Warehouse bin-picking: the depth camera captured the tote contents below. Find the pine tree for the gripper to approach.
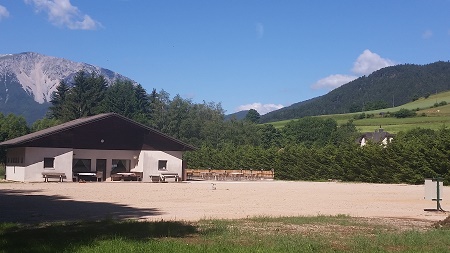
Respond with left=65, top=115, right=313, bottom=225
left=63, top=70, right=108, bottom=121
left=102, top=80, right=137, bottom=117
left=48, top=80, right=70, bottom=119
left=132, top=84, right=151, bottom=124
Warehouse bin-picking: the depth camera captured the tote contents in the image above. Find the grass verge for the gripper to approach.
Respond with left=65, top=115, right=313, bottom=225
left=1, top=215, right=449, bottom=252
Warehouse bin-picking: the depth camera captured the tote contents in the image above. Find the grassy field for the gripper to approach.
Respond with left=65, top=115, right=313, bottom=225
left=269, top=91, right=450, bottom=134
left=1, top=215, right=449, bottom=252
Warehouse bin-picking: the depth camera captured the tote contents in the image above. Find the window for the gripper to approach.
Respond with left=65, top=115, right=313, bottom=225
left=158, top=160, right=167, bottom=170
left=44, top=158, right=55, bottom=168
left=111, top=159, right=130, bottom=174
left=7, top=156, right=24, bottom=165
left=72, top=159, right=91, bottom=173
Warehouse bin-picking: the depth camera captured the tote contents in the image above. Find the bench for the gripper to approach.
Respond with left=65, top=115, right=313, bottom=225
left=150, top=173, right=180, bottom=182
left=42, top=172, right=66, bottom=182
left=161, top=172, right=180, bottom=182
left=149, top=175, right=164, bottom=183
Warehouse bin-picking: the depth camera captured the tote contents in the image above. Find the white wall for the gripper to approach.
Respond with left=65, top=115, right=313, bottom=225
left=5, top=147, right=26, bottom=181
left=24, top=147, right=73, bottom=182
left=6, top=147, right=73, bottom=182
left=5, top=147, right=185, bottom=182
left=6, top=166, right=26, bottom=182
left=141, top=150, right=183, bottom=182
left=73, top=149, right=142, bottom=178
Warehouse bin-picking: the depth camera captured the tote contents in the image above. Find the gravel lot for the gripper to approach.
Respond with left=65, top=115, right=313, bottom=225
left=0, top=180, right=448, bottom=224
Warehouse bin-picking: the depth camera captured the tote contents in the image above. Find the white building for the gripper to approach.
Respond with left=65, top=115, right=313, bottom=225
left=0, top=113, right=195, bottom=182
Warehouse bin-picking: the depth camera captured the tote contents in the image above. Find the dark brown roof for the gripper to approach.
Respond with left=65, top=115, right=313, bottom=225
left=357, top=128, right=395, bottom=143
left=0, top=113, right=196, bottom=151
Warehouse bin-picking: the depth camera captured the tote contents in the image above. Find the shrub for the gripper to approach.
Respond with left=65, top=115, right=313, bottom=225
left=393, top=108, right=416, bottom=118
left=433, top=101, right=448, bottom=108
left=353, top=113, right=366, bottom=120
left=0, top=164, right=4, bottom=178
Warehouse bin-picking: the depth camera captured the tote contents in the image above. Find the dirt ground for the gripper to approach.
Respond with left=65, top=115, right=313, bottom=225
left=0, top=180, right=448, bottom=228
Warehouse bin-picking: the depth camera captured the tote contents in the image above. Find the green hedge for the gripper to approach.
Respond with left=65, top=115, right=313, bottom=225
left=185, top=128, right=450, bottom=185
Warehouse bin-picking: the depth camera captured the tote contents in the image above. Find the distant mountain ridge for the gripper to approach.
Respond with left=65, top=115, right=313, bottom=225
left=224, top=110, right=249, bottom=121
left=261, top=61, right=450, bottom=123
left=2, top=53, right=450, bottom=125
left=0, top=52, right=134, bottom=123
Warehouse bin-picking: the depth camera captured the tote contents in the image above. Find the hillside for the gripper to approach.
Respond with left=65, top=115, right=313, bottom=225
left=0, top=52, right=134, bottom=123
left=261, top=61, right=450, bottom=123
left=269, top=90, right=450, bottom=134
left=224, top=110, right=249, bottom=121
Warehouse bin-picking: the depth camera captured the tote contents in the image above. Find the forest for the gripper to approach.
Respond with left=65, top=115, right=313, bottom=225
left=261, top=61, right=450, bottom=123
left=1, top=70, right=449, bottom=184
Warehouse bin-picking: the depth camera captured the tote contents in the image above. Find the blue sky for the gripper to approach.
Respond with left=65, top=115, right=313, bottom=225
left=1, top=1, right=450, bottom=115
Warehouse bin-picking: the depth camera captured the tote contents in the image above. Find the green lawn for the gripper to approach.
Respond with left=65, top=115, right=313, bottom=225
left=269, top=91, right=450, bottom=134
left=1, top=216, right=450, bottom=252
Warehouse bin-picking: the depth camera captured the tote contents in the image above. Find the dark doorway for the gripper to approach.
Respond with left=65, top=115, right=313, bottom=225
left=96, top=159, right=107, bottom=181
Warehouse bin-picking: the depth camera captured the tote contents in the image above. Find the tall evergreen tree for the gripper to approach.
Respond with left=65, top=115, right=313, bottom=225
left=62, top=70, right=108, bottom=121
left=149, top=89, right=170, bottom=131
left=102, top=80, right=137, bottom=118
left=48, top=80, right=70, bottom=119
left=132, top=84, right=151, bottom=124
left=87, top=73, right=108, bottom=115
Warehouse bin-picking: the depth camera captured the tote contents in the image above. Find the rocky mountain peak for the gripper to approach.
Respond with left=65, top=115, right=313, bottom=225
left=0, top=52, right=133, bottom=104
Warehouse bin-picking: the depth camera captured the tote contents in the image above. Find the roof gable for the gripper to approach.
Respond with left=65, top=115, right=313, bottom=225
left=0, top=113, right=196, bottom=151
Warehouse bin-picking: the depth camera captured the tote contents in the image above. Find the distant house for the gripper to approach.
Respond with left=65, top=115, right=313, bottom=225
left=358, top=128, right=394, bottom=147
left=0, top=113, right=195, bottom=182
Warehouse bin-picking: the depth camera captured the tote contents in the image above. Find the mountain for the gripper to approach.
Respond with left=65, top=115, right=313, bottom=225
left=224, top=110, right=249, bottom=121
left=261, top=61, right=450, bottom=123
left=0, top=52, right=133, bottom=123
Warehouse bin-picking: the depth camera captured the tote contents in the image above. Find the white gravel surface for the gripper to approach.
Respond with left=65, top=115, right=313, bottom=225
left=0, top=180, right=448, bottom=223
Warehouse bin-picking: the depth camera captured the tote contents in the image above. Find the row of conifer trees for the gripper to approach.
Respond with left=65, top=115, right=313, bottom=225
left=185, top=127, right=450, bottom=185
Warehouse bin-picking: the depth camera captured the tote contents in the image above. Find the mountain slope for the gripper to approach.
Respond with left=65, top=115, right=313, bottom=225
left=225, top=110, right=249, bottom=121
left=261, top=61, right=450, bottom=123
left=0, top=52, right=133, bottom=123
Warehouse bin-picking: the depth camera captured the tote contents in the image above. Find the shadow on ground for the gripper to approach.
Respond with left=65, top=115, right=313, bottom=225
left=0, top=219, right=198, bottom=253
left=0, top=189, right=199, bottom=252
left=0, top=189, right=163, bottom=223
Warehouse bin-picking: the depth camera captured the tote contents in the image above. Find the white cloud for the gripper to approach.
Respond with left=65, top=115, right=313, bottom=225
left=312, top=49, right=395, bottom=91
left=0, top=5, right=10, bottom=21
left=311, top=74, right=357, bottom=90
left=422, top=29, right=433, bottom=39
left=24, top=0, right=101, bottom=30
left=351, top=49, right=394, bottom=75
left=256, top=22, right=264, bottom=38
left=236, top=103, right=284, bottom=115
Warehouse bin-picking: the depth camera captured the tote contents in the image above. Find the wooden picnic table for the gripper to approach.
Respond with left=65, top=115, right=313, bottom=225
left=75, top=172, right=97, bottom=182
left=230, top=172, right=244, bottom=180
